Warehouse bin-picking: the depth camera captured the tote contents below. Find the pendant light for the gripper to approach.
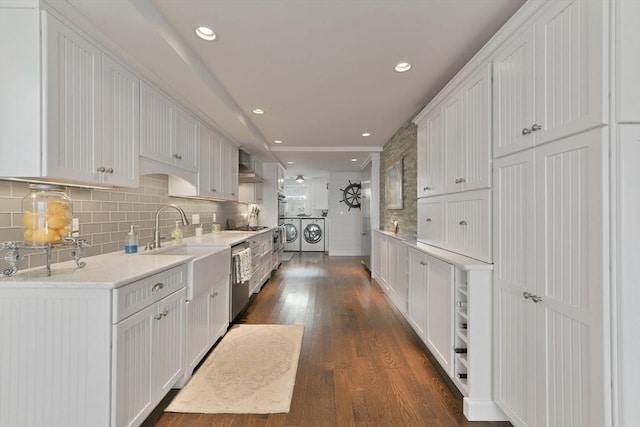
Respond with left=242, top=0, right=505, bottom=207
left=295, top=175, right=305, bottom=183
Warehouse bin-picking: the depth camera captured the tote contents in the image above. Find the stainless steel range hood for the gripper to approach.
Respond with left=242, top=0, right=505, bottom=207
left=238, top=149, right=264, bottom=183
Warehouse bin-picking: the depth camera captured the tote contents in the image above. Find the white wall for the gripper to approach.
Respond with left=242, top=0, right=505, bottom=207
left=328, top=172, right=362, bottom=256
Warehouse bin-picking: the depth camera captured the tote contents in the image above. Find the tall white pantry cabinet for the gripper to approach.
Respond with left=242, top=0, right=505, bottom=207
left=410, top=0, right=639, bottom=426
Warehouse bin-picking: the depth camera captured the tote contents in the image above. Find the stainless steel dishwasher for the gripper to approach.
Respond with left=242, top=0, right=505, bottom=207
left=230, top=240, right=251, bottom=321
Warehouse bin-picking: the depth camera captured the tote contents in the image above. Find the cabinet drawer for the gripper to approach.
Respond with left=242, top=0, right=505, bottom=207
left=444, top=190, right=492, bottom=263
left=418, top=198, right=444, bottom=247
left=113, top=264, right=187, bottom=323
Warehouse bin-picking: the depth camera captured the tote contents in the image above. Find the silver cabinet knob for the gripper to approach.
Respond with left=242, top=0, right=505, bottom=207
left=154, top=309, right=168, bottom=320
left=419, top=261, right=427, bottom=266
left=211, top=189, right=217, bottom=192
left=97, top=166, right=106, bottom=172
left=531, top=295, right=543, bottom=303
left=172, top=153, right=183, bottom=160
left=459, top=220, right=468, bottom=226
left=106, top=167, right=114, bottom=174
left=152, top=282, right=164, bottom=292
left=423, top=186, right=431, bottom=191
left=531, top=123, right=542, bottom=132
left=425, top=218, right=432, bottom=222
left=523, top=291, right=533, bottom=299
left=522, top=128, right=532, bottom=135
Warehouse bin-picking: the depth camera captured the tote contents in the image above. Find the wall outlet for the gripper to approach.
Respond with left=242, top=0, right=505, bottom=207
left=192, top=214, right=200, bottom=225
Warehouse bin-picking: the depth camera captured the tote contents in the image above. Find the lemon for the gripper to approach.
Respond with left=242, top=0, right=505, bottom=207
left=46, top=213, right=69, bottom=229
left=30, top=228, right=61, bottom=244
left=22, top=211, right=40, bottom=229
left=47, top=201, right=69, bottom=215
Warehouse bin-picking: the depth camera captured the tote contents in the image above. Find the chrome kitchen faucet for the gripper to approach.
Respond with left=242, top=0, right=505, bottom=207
left=153, top=204, right=189, bottom=249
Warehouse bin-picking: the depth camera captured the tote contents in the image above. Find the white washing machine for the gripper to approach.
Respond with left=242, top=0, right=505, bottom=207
left=283, top=218, right=301, bottom=251
left=301, top=218, right=325, bottom=252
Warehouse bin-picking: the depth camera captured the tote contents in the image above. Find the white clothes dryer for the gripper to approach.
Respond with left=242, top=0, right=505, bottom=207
left=301, top=218, right=325, bottom=252
left=283, top=218, right=301, bottom=251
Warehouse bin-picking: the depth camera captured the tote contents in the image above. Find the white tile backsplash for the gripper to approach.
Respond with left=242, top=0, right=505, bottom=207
left=0, top=175, right=249, bottom=271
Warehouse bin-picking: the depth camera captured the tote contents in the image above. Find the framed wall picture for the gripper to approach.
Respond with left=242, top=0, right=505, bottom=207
left=385, top=158, right=403, bottom=209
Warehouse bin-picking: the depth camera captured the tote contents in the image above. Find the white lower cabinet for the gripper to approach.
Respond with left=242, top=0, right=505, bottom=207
left=0, top=263, right=188, bottom=427
left=380, top=230, right=502, bottom=421
left=493, top=128, right=608, bottom=427
left=112, top=287, right=186, bottom=427
left=372, top=231, right=389, bottom=286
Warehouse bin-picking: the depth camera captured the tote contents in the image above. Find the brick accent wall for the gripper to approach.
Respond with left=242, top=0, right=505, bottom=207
left=0, top=175, right=248, bottom=271
left=380, top=118, right=418, bottom=239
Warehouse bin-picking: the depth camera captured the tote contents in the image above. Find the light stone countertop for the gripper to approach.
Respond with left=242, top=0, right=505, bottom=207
left=0, top=229, right=275, bottom=289
left=375, top=229, right=493, bottom=271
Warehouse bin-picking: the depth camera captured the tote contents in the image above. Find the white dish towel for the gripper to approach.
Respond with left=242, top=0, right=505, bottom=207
left=233, top=247, right=252, bottom=284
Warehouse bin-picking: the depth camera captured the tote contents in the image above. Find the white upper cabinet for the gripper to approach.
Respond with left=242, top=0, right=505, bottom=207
left=417, top=63, right=491, bottom=198
left=140, top=81, right=176, bottom=165
left=0, top=10, right=140, bottom=187
left=44, top=12, right=102, bottom=184
left=416, top=106, right=444, bottom=197
left=616, top=0, right=640, bottom=123
left=101, top=54, right=139, bottom=187
left=174, top=106, right=199, bottom=171
left=493, top=0, right=608, bottom=158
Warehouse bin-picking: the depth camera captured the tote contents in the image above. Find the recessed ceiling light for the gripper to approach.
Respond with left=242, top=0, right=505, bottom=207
left=274, top=140, right=283, bottom=144
left=195, top=26, right=217, bottom=41
left=287, top=161, right=294, bottom=165
left=252, top=108, right=264, bottom=115
left=395, top=62, right=412, bottom=72
left=351, top=158, right=358, bottom=162
left=361, top=132, right=371, bottom=137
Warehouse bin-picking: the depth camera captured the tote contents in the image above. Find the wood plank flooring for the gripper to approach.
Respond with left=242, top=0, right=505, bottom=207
left=147, top=253, right=511, bottom=427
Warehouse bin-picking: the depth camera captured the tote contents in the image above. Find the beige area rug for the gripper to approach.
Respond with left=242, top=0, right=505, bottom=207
left=166, top=324, right=304, bottom=414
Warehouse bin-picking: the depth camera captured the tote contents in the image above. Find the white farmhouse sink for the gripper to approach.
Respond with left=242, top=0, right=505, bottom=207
left=143, top=244, right=230, bottom=300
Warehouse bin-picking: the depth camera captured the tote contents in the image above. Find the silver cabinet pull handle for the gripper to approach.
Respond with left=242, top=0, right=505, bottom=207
left=211, top=292, right=218, bottom=298
left=106, top=167, right=114, bottom=174
left=154, top=310, right=168, bottom=320
left=531, top=295, right=543, bottom=303
left=97, top=166, right=106, bottom=172
left=426, top=218, right=432, bottom=222
left=419, top=261, right=427, bottom=266
left=523, top=291, right=533, bottom=299
left=152, top=282, right=164, bottom=292
left=211, top=189, right=217, bottom=192
left=459, top=220, right=467, bottom=226
left=458, top=178, right=465, bottom=183
left=423, top=186, right=431, bottom=191
left=531, top=123, right=542, bottom=132
left=522, top=128, right=532, bottom=135
left=172, top=153, right=183, bottom=160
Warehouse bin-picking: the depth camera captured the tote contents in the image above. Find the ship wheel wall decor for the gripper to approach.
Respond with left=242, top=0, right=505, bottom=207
left=339, top=181, right=361, bottom=211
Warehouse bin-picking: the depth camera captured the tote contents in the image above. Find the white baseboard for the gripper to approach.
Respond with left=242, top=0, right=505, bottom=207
left=463, top=398, right=509, bottom=421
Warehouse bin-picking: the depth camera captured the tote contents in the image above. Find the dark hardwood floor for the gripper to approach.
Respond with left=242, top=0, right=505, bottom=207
left=148, top=253, right=511, bottom=427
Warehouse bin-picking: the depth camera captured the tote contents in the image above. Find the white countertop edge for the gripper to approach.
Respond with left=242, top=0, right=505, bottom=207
left=0, top=229, right=275, bottom=288
left=374, top=230, right=493, bottom=271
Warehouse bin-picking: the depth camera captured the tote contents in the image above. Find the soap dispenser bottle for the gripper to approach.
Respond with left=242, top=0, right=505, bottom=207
left=171, top=221, right=183, bottom=244
left=125, top=225, right=138, bottom=253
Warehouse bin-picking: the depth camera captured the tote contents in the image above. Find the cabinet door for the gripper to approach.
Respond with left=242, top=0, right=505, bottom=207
left=493, top=150, right=537, bottom=427
left=373, top=232, right=388, bottom=285
left=154, top=288, right=186, bottom=399
left=44, top=12, right=102, bottom=183
left=102, top=54, right=139, bottom=187
left=534, top=128, right=606, bottom=427
left=220, top=140, right=238, bottom=200
left=112, top=304, right=155, bottom=427
left=534, top=0, right=607, bottom=145
left=209, top=130, right=224, bottom=197
left=185, top=295, right=210, bottom=373
left=140, top=81, right=174, bottom=164
left=198, top=124, right=214, bottom=197
left=388, top=239, right=408, bottom=314
left=174, top=106, right=199, bottom=171
left=461, top=64, right=492, bottom=191
left=417, top=107, right=444, bottom=197
left=444, top=189, right=492, bottom=263
left=312, top=177, right=328, bottom=210
left=417, top=197, right=443, bottom=247
left=444, top=91, right=465, bottom=194
left=492, top=25, right=535, bottom=158
left=408, top=248, right=428, bottom=340
left=210, top=275, right=230, bottom=342
left=425, top=255, right=454, bottom=377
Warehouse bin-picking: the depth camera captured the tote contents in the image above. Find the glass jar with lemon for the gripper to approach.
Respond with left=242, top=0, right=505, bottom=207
left=21, top=184, right=72, bottom=247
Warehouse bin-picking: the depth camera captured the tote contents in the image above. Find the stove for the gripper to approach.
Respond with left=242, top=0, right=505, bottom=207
left=229, top=225, right=270, bottom=231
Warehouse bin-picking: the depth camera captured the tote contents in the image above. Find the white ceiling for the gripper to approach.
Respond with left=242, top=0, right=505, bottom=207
left=58, top=0, right=525, bottom=178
